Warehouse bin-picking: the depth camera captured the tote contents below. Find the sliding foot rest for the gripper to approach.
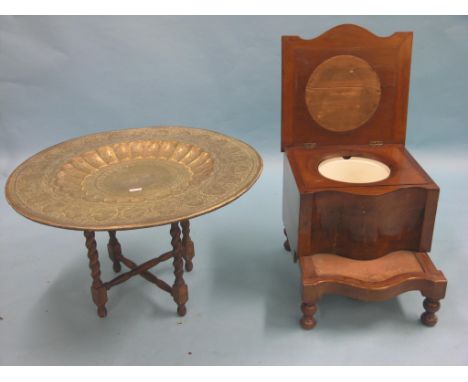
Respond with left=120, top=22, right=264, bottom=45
left=300, top=251, right=447, bottom=302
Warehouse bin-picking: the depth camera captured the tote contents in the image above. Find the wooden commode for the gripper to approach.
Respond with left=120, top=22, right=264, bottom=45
left=281, top=24, right=447, bottom=329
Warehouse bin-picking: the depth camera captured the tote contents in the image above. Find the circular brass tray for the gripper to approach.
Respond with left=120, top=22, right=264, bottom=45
left=6, top=126, right=262, bottom=231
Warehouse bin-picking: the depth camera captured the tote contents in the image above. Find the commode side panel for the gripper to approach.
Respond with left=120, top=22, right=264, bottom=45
left=283, top=155, right=300, bottom=253
left=310, top=188, right=428, bottom=260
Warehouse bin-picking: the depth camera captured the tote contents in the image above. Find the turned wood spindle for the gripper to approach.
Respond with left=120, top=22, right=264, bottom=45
left=107, top=230, right=122, bottom=273
left=181, top=220, right=195, bottom=272
left=421, top=298, right=441, bottom=327
left=300, top=302, right=317, bottom=330
left=84, top=230, right=108, bottom=318
left=171, top=222, right=188, bottom=316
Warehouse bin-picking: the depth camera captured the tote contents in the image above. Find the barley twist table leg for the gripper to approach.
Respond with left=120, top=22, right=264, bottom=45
left=171, top=222, right=188, bottom=316
left=107, top=230, right=122, bottom=273
left=84, top=230, right=108, bottom=318
left=181, top=220, right=195, bottom=272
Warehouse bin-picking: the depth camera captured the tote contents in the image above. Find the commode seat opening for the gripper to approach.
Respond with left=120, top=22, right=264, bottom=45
left=318, top=156, right=391, bottom=184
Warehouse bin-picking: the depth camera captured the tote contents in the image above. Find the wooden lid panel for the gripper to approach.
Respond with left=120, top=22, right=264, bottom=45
left=305, top=55, right=382, bottom=132
left=281, top=24, right=412, bottom=150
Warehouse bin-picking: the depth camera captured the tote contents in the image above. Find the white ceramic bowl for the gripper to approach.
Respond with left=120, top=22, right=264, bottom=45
left=318, top=156, right=391, bottom=184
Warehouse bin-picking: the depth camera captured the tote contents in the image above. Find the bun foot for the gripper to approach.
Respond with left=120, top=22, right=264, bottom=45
left=421, top=298, right=440, bottom=327
left=421, top=312, right=437, bottom=327
left=300, top=316, right=316, bottom=330
left=300, top=302, right=317, bottom=330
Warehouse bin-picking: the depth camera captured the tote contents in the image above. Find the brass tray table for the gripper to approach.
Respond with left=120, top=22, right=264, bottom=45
left=6, top=126, right=262, bottom=318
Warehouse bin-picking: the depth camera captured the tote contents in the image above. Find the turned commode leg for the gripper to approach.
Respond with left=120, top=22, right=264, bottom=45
left=299, top=298, right=443, bottom=330
left=300, top=302, right=317, bottom=330
left=84, top=230, right=108, bottom=318
left=421, top=298, right=441, bottom=327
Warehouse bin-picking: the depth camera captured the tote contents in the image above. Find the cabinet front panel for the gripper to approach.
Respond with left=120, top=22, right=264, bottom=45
left=310, top=188, right=428, bottom=260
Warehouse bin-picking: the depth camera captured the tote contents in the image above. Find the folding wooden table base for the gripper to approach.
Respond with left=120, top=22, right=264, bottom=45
left=84, top=219, right=195, bottom=318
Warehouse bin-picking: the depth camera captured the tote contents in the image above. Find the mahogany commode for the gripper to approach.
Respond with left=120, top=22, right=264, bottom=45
left=5, top=126, right=262, bottom=319
left=281, top=24, right=447, bottom=329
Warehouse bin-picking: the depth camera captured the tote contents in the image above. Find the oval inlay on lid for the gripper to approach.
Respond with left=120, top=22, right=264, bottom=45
left=305, top=55, right=381, bottom=132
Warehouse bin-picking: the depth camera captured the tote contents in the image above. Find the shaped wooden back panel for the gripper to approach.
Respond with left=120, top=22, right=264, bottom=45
left=281, top=24, right=413, bottom=150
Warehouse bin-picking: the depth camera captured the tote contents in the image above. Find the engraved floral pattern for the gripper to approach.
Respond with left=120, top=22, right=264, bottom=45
left=6, top=126, right=262, bottom=230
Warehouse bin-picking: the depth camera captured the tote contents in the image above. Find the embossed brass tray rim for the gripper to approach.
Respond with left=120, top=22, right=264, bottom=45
left=5, top=126, right=263, bottom=231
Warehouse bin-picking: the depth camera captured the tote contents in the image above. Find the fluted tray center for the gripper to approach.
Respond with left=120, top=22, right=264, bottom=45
left=87, top=159, right=191, bottom=201
left=55, top=140, right=214, bottom=203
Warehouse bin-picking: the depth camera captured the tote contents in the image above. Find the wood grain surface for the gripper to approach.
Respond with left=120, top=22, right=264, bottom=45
left=305, top=55, right=381, bottom=132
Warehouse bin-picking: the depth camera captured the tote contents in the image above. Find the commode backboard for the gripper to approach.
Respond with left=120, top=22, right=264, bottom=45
left=281, top=24, right=413, bottom=150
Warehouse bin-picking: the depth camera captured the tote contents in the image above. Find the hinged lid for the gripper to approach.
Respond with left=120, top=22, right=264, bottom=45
left=281, top=24, right=413, bottom=151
